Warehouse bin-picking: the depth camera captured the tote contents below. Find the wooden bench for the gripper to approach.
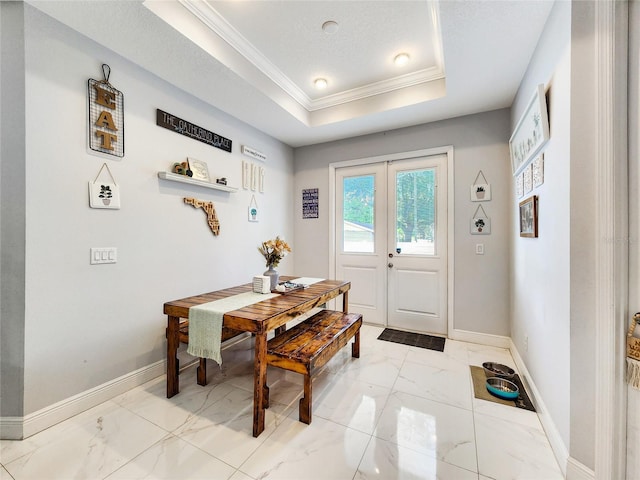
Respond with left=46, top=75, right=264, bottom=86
left=167, top=321, right=245, bottom=386
left=265, top=309, right=362, bottom=424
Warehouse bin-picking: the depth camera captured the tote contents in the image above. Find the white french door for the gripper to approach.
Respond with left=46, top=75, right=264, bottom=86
left=335, top=154, right=448, bottom=334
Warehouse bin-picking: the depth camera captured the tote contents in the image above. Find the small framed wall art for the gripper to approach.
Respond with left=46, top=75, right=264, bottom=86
left=302, top=188, right=319, bottom=219
left=187, top=158, right=210, bottom=182
left=470, top=170, right=491, bottom=202
left=248, top=195, right=259, bottom=222
left=532, top=155, right=544, bottom=187
left=470, top=204, right=491, bottom=235
left=523, top=163, right=533, bottom=194
left=89, top=163, right=121, bottom=209
left=519, top=195, right=538, bottom=238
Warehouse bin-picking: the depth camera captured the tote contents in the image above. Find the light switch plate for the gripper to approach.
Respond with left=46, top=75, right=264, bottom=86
left=90, top=247, right=117, bottom=264
left=475, top=244, right=484, bottom=255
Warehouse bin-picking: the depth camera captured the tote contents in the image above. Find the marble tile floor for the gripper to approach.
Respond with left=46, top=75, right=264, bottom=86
left=0, top=324, right=564, bottom=480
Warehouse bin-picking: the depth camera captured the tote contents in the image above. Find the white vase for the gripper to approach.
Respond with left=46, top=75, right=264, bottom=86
left=263, top=266, right=279, bottom=290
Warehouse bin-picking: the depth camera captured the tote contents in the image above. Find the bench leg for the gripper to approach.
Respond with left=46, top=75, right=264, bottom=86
left=197, top=357, right=207, bottom=386
left=352, top=330, right=360, bottom=358
left=299, top=374, right=312, bottom=424
left=167, top=316, right=180, bottom=398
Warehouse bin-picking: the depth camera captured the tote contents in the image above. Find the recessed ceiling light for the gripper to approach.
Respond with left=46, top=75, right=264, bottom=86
left=394, top=53, right=410, bottom=66
left=314, top=78, right=328, bottom=90
left=322, top=21, right=339, bottom=34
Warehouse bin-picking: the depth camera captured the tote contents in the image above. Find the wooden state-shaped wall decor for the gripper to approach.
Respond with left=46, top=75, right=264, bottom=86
left=184, top=197, right=220, bottom=235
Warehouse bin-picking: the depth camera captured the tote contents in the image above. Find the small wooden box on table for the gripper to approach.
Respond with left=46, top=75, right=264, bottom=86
left=265, top=309, right=362, bottom=424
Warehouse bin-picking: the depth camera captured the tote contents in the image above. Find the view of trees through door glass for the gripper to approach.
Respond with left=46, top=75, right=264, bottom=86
left=343, top=175, right=374, bottom=252
left=395, top=168, right=436, bottom=255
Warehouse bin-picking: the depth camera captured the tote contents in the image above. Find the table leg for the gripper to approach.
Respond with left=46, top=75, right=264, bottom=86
left=253, top=332, right=267, bottom=437
left=166, top=315, right=180, bottom=398
left=343, top=290, right=349, bottom=313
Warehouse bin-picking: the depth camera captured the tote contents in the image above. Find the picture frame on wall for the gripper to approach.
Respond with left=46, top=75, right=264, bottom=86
left=509, top=84, right=550, bottom=176
left=519, top=195, right=538, bottom=238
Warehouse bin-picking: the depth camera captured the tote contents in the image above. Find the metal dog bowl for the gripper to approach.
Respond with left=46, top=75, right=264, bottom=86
left=486, top=377, right=520, bottom=400
left=482, top=362, right=515, bottom=379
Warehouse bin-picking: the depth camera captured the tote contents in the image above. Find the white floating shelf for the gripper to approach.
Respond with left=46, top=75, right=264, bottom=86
left=158, top=171, right=238, bottom=193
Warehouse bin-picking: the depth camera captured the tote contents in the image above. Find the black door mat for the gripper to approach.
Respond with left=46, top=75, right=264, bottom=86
left=377, top=328, right=446, bottom=352
left=470, top=366, right=536, bottom=412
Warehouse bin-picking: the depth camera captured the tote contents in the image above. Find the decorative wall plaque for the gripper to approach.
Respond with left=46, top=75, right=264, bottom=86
left=302, top=188, right=319, bottom=219
left=89, top=163, right=121, bottom=209
left=241, top=145, right=267, bottom=162
left=156, top=109, right=232, bottom=152
left=88, top=64, right=124, bottom=157
left=184, top=197, right=220, bottom=235
left=470, top=204, right=490, bottom=235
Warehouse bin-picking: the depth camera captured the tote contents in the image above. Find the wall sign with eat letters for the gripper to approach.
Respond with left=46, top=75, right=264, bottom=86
left=88, top=64, right=124, bottom=157
left=156, top=109, right=232, bottom=153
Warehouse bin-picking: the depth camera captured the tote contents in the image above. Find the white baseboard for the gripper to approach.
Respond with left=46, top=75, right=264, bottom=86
left=450, top=328, right=511, bottom=348
left=509, top=340, right=569, bottom=478
left=1, top=334, right=253, bottom=440
left=23, top=359, right=165, bottom=439
left=566, top=456, right=596, bottom=480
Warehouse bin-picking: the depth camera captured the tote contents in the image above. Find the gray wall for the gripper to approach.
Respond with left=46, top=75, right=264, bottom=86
left=3, top=4, right=295, bottom=422
left=628, top=1, right=640, bottom=477
left=0, top=2, right=26, bottom=426
left=293, top=109, right=512, bottom=337
left=510, top=0, right=572, bottom=456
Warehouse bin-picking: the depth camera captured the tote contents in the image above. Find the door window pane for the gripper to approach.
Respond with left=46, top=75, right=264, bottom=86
left=395, top=168, right=435, bottom=255
left=343, top=175, right=374, bottom=253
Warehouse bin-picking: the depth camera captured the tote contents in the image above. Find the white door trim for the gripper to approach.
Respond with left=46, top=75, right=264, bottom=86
left=593, top=0, right=628, bottom=478
left=329, top=146, right=454, bottom=335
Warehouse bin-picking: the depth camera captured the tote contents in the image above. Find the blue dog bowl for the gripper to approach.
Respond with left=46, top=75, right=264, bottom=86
left=486, top=377, right=519, bottom=400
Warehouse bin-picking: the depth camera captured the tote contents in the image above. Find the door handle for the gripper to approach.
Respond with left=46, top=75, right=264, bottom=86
left=388, top=263, right=394, bottom=268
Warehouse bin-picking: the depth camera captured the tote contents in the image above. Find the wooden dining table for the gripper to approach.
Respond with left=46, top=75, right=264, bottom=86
left=164, top=277, right=350, bottom=437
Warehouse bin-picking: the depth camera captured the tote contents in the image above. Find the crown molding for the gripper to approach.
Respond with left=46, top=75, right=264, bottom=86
left=178, top=0, right=445, bottom=112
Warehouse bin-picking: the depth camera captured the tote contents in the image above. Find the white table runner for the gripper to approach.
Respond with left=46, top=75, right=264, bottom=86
left=187, top=277, right=324, bottom=364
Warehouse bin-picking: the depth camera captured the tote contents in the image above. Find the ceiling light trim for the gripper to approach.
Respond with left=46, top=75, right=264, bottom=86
left=308, top=68, right=445, bottom=111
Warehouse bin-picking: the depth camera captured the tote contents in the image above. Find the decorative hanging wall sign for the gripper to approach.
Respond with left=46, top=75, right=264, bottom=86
left=251, top=164, right=258, bottom=191
left=241, top=145, right=267, bottom=162
left=88, top=64, right=124, bottom=157
left=242, top=161, right=250, bottom=189
left=156, top=109, right=232, bottom=153
left=248, top=195, right=259, bottom=222
left=470, top=170, right=491, bottom=202
left=302, top=188, right=319, bottom=219
left=89, top=162, right=121, bottom=209
left=470, top=204, right=491, bottom=235
left=184, top=197, right=220, bottom=235
left=259, top=166, right=265, bottom=193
